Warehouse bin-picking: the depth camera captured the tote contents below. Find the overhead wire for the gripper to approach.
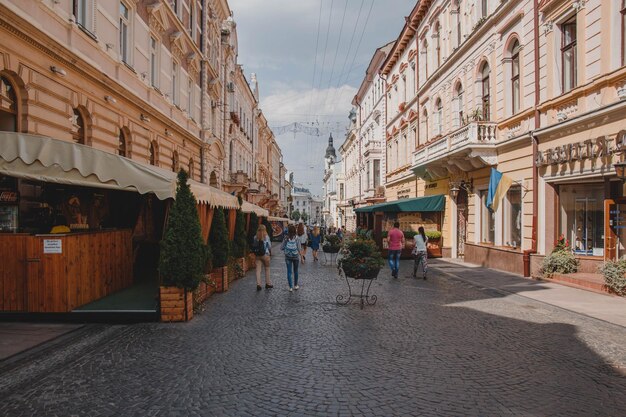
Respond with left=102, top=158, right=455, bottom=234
left=319, top=0, right=349, bottom=112
left=340, top=0, right=375, bottom=87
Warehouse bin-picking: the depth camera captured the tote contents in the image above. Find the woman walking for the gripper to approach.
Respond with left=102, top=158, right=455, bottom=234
left=297, top=222, right=308, bottom=263
left=309, top=226, right=322, bottom=261
left=253, top=224, right=273, bottom=291
left=412, top=226, right=428, bottom=280
left=281, top=225, right=302, bottom=291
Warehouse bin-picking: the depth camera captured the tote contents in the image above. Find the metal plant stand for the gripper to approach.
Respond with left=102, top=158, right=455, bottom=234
left=323, top=250, right=339, bottom=265
left=336, top=270, right=378, bottom=309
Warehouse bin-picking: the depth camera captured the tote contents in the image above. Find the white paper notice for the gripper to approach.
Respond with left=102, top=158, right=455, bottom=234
left=43, top=239, right=62, bottom=254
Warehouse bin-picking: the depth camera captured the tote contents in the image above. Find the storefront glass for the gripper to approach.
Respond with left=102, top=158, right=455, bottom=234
left=505, top=187, right=522, bottom=248
left=559, top=183, right=604, bottom=256
left=480, top=190, right=495, bottom=243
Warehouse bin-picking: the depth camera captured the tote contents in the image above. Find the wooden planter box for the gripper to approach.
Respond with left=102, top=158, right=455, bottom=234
left=193, top=277, right=216, bottom=305
left=212, top=266, right=229, bottom=292
left=236, top=257, right=245, bottom=278
left=160, top=286, right=193, bottom=322
left=248, top=253, right=256, bottom=269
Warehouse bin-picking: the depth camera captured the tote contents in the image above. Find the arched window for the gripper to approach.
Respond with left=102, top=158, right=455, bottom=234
left=188, top=158, right=194, bottom=180
left=422, top=108, right=429, bottom=142
left=172, top=150, right=179, bottom=172
left=0, top=76, right=18, bottom=132
left=118, top=129, right=127, bottom=157
left=434, top=23, right=441, bottom=69
left=481, top=62, right=490, bottom=120
left=229, top=140, right=233, bottom=172
left=72, top=108, right=86, bottom=144
left=454, top=82, right=464, bottom=128
left=435, top=98, right=443, bottom=136
left=511, top=40, right=521, bottom=114
left=149, top=142, right=156, bottom=165
left=422, top=38, right=429, bottom=79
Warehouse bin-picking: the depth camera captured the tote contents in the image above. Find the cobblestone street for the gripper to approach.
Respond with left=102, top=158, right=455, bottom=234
left=1, top=250, right=626, bottom=417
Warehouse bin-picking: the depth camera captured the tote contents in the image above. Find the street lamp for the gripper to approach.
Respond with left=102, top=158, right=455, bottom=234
left=615, top=160, right=626, bottom=180
left=449, top=184, right=460, bottom=200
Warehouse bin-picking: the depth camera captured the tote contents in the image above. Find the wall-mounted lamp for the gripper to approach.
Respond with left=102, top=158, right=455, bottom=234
left=449, top=179, right=473, bottom=200
left=140, top=114, right=151, bottom=122
left=50, top=66, right=66, bottom=77
left=556, top=112, right=568, bottom=122
left=104, top=95, right=116, bottom=104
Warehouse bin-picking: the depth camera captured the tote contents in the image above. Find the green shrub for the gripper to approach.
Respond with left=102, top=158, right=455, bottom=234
left=381, top=231, right=388, bottom=239
left=159, top=170, right=204, bottom=291
left=232, top=210, right=247, bottom=258
left=323, top=234, right=341, bottom=252
left=425, top=230, right=442, bottom=240
left=541, top=248, right=578, bottom=277
left=403, top=230, right=417, bottom=239
left=600, top=260, right=626, bottom=296
left=210, top=207, right=230, bottom=268
left=338, top=237, right=385, bottom=279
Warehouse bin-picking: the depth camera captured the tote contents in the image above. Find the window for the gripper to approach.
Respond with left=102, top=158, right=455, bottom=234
left=172, top=151, right=179, bottom=172
left=73, top=0, right=92, bottom=31
left=456, top=1, right=462, bottom=47
left=505, top=187, right=521, bottom=248
left=434, top=23, right=441, bottom=69
left=118, top=130, right=127, bottom=157
left=559, top=183, right=603, bottom=256
left=422, top=109, right=428, bottom=142
left=119, top=2, right=130, bottom=64
left=0, top=76, right=17, bottom=132
left=187, top=77, right=193, bottom=119
left=373, top=159, right=380, bottom=188
left=150, top=36, right=159, bottom=88
left=481, top=190, right=495, bottom=244
left=172, top=61, right=179, bottom=105
left=561, top=17, right=577, bottom=92
left=149, top=142, right=156, bottom=165
left=229, top=141, right=233, bottom=171
left=454, top=83, right=464, bottom=127
left=366, top=161, right=371, bottom=189
left=482, top=0, right=488, bottom=18
left=188, top=158, right=194, bottom=180
left=481, top=62, right=490, bottom=120
left=422, top=39, right=428, bottom=79
left=435, top=98, right=443, bottom=136
left=511, top=40, right=521, bottom=114
left=622, top=0, right=626, bottom=65
left=189, top=2, right=195, bottom=38
left=71, top=108, right=85, bottom=144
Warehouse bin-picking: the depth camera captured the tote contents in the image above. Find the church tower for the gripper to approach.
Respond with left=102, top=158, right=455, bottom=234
left=324, top=133, right=336, bottom=170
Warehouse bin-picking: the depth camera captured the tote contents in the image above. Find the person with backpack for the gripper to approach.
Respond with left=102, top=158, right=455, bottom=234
left=281, top=224, right=302, bottom=291
left=297, top=222, right=308, bottom=263
left=252, top=224, right=273, bottom=291
left=412, top=226, right=428, bottom=280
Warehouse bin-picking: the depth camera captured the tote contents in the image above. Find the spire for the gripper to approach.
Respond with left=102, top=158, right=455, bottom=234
left=325, top=133, right=336, bottom=159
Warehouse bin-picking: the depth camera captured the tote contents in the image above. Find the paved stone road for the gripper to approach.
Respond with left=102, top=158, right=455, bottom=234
left=1, top=249, right=626, bottom=417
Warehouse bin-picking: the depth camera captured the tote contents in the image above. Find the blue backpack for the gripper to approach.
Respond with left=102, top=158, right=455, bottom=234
left=284, top=238, right=299, bottom=258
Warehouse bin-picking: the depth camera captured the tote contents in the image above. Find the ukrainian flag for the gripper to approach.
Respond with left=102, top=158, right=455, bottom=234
left=486, top=168, right=514, bottom=212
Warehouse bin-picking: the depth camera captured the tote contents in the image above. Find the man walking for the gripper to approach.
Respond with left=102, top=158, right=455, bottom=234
left=387, top=222, right=404, bottom=278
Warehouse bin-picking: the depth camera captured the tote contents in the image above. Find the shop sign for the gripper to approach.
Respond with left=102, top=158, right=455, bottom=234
left=536, top=134, right=620, bottom=167
left=609, top=205, right=626, bottom=229
left=0, top=191, right=18, bottom=202
left=43, top=239, right=62, bottom=254
left=426, top=182, right=438, bottom=189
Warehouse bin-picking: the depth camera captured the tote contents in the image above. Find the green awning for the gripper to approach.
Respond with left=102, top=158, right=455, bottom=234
left=354, top=194, right=445, bottom=213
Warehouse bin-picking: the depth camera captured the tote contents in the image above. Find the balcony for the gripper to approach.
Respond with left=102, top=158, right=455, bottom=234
left=412, top=121, right=498, bottom=180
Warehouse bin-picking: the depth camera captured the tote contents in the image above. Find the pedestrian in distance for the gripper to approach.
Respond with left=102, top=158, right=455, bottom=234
left=387, top=221, right=404, bottom=278
left=252, top=224, right=273, bottom=291
left=412, top=226, right=428, bottom=280
left=281, top=225, right=302, bottom=291
left=309, top=226, right=322, bottom=262
left=297, top=222, right=308, bottom=263
left=336, top=227, right=343, bottom=242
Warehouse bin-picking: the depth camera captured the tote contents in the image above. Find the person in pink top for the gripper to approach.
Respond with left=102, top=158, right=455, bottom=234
left=387, top=222, right=405, bottom=278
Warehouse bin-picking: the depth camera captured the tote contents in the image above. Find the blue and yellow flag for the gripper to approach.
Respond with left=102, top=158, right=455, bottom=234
left=486, top=168, right=514, bottom=212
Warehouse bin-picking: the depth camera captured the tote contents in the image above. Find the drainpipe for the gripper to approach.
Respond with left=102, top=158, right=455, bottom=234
left=523, top=0, right=541, bottom=277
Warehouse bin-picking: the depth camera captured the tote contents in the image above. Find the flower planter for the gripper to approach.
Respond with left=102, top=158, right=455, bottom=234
left=212, top=266, right=229, bottom=292
left=323, top=246, right=341, bottom=254
left=193, top=276, right=216, bottom=305
left=427, top=238, right=442, bottom=258
left=160, top=286, right=193, bottom=322
left=342, top=266, right=381, bottom=280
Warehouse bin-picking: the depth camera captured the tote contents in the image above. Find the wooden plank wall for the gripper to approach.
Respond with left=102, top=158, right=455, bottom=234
left=1, top=230, right=133, bottom=312
left=0, top=234, right=28, bottom=311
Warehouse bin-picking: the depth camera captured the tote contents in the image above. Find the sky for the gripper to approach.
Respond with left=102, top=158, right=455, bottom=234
left=228, top=0, right=413, bottom=195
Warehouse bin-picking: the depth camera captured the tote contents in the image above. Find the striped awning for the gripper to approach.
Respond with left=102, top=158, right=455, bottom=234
left=240, top=200, right=269, bottom=217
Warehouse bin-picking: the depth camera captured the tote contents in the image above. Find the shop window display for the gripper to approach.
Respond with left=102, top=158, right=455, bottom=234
left=559, top=184, right=603, bottom=256
left=480, top=190, right=495, bottom=244
left=505, top=187, right=522, bottom=248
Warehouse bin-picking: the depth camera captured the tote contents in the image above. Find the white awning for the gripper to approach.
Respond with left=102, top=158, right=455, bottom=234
left=241, top=200, right=269, bottom=217
left=0, top=132, right=238, bottom=209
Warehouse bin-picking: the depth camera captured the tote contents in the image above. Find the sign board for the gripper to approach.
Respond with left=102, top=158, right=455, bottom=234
left=43, top=239, right=62, bottom=254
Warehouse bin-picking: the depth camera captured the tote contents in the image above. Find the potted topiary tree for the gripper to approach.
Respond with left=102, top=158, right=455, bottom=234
left=210, top=207, right=230, bottom=292
left=322, top=234, right=341, bottom=253
left=159, top=170, right=205, bottom=322
left=232, top=209, right=248, bottom=275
